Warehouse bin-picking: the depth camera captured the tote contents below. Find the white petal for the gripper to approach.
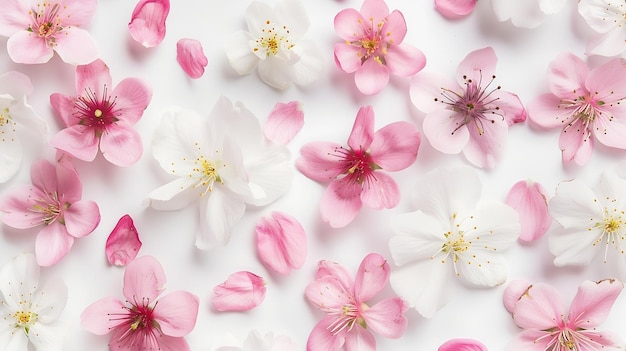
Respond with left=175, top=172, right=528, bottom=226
left=389, top=211, right=447, bottom=266
left=148, top=177, right=199, bottom=211
left=539, top=0, right=566, bottom=14
left=0, top=114, right=22, bottom=183
left=549, top=225, right=601, bottom=266
left=0, top=325, right=28, bottom=351
left=0, top=72, right=33, bottom=99
left=243, top=144, right=292, bottom=206
left=257, top=57, right=293, bottom=89
left=549, top=179, right=603, bottom=229
left=274, top=0, right=310, bottom=37
left=196, top=187, right=246, bottom=250
left=492, top=0, right=544, bottom=28
left=0, top=253, right=40, bottom=312
left=390, top=259, right=450, bottom=318
left=578, top=0, right=623, bottom=33
left=290, top=40, right=324, bottom=86
left=32, top=278, right=67, bottom=323
left=456, top=251, right=509, bottom=287
left=28, top=322, right=69, bottom=351
left=466, top=201, right=520, bottom=251
left=224, top=31, right=259, bottom=75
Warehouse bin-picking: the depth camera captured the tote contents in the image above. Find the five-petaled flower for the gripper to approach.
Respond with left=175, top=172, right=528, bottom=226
left=333, top=0, right=426, bottom=95
left=305, top=253, right=408, bottom=351
left=296, top=105, right=420, bottom=228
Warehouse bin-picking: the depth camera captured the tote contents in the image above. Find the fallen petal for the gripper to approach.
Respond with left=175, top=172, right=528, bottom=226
left=105, top=214, right=142, bottom=266
left=438, top=338, right=488, bottom=351
left=434, top=0, right=477, bottom=18
left=212, top=271, right=266, bottom=312
left=256, top=211, right=307, bottom=275
left=505, top=180, right=552, bottom=242
left=264, top=101, right=305, bottom=145
left=176, top=38, right=208, bottom=79
left=128, top=0, right=170, bottom=48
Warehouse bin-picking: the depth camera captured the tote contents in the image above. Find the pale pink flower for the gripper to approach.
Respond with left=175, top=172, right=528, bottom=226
left=504, top=279, right=625, bottom=350
left=439, top=339, right=488, bottom=351
left=528, top=53, right=626, bottom=165
left=264, top=101, right=304, bottom=145
left=296, top=106, right=420, bottom=228
left=0, top=158, right=100, bottom=266
left=334, top=0, right=426, bottom=95
left=579, top=0, right=626, bottom=57
left=105, top=214, right=142, bottom=266
left=256, top=211, right=307, bottom=275
left=0, top=0, right=98, bottom=64
left=212, top=271, right=267, bottom=312
left=305, top=253, right=408, bottom=351
left=81, top=255, right=199, bottom=351
left=505, top=179, right=552, bottom=242
left=434, top=0, right=477, bottom=19
left=129, top=0, right=170, bottom=48
left=50, top=59, right=152, bottom=167
left=176, top=38, right=208, bottom=79
left=411, top=47, right=527, bottom=168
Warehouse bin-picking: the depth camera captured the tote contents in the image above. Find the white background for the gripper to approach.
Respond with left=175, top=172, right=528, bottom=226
left=1, top=0, right=625, bottom=350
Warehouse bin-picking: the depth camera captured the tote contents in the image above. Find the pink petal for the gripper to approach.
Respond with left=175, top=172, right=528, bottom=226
left=35, top=222, right=74, bottom=266
left=296, top=141, right=345, bottom=182
left=212, top=271, right=266, bottom=312
left=369, top=121, right=420, bottom=171
left=547, top=52, right=589, bottom=100
left=111, top=77, right=153, bottom=125
left=105, top=214, right=142, bottom=266
left=30, top=159, right=59, bottom=197
left=50, top=125, right=100, bottom=162
left=61, top=0, right=98, bottom=27
left=343, top=327, right=376, bottom=351
left=76, top=59, right=113, bottom=98
left=528, top=93, right=575, bottom=129
left=314, top=260, right=355, bottom=291
left=52, top=27, right=99, bottom=65
left=305, top=276, right=353, bottom=313
left=435, top=0, right=477, bottom=18
left=505, top=180, right=552, bottom=242
left=507, top=329, right=552, bottom=351
left=6, top=31, right=54, bottom=64
left=153, top=291, right=199, bottom=337
left=146, top=335, right=190, bottom=351
left=494, top=90, right=527, bottom=125
left=384, top=44, right=426, bottom=77
left=0, top=0, right=29, bottom=36
left=128, top=0, right=170, bottom=48
left=55, top=157, right=83, bottom=203
left=64, top=200, right=100, bottom=238
left=264, top=101, right=305, bottom=145
left=360, top=0, right=390, bottom=25
left=360, top=171, right=400, bottom=210
left=354, top=58, right=390, bottom=95
left=80, top=297, right=126, bottom=335
left=511, top=282, right=565, bottom=330
left=463, top=117, right=508, bottom=169
left=361, top=298, right=408, bottom=339
left=255, top=211, right=307, bottom=275
left=334, top=43, right=365, bottom=74
left=503, top=279, right=532, bottom=314
left=50, top=94, right=78, bottom=128
left=307, top=316, right=345, bottom=351
left=381, top=10, right=408, bottom=44
left=354, top=253, right=390, bottom=302
left=176, top=38, right=208, bottom=79
left=99, top=123, right=143, bottom=167
left=558, top=119, right=593, bottom=165
left=348, top=106, right=375, bottom=151
left=0, top=186, right=46, bottom=229
left=438, top=338, right=488, bottom=351
left=568, top=279, right=624, bottom=329
left=586, top=57, right=626, bottom=103
left=320, top=179, right=363, bottom=228
left=123, top=255, right=166, bottom=302
left=423, top=109, right=470, bottom=154
left=594, top=112, right=626, bottom=149
left=456, top=47, right=497, bottom=87
left=334, top=8, right=367, bottom=42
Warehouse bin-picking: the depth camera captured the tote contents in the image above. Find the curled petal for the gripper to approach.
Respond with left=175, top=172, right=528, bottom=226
left=505, top=180, right=552, bottom=242
left=503, top=279, right=532, bottom=313
left=105, top=214, right=142, bottom=266
left=212, top=271, right=266, bottom=312
left=128, top=0, right=170, bottom=48
left=438, top=338, right=488, bottom=351
left=434, top=0, right=477, bottom=18
left=176, top=38, right=208, bottom=79
left=264, top=101, right=304, bottom=145
left=256, top=211, right=307, bottom=275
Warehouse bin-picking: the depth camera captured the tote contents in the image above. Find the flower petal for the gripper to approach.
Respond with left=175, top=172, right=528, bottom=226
left=384, top=44, right=426, bottom=77
left=6, top=31, right=54, bottom=64
left=348, top=106, right=375, bottom=151
left=291, top=40, right=324, bottom=86
left=264, top=101, right=304, bottom=145
left=334, top=8, right=366, bottom=42
left=511, top=282, right=565, bottom=330
left=422, top=109, right=470, bottom=155
left=410, top=71, right=459, bottom=114
left=212, top=271, right=266, bottom=312
left=359, top=171, right=400, bottom=210
left=255, top=211, right=307, bottom=275
left=463, top=117, right=508, bottom=169
left=0, top=0, right=29, bottom=36
left=389, top=259, right=450, bottom=318
left=546, top=52, right=588, bottom=100
left=153, top=291, right=199, bottom=337
left=0, top=253, right=40, bottom=311
left=568, top=279, right=624, bottom=329
left=438, top=339, right=488, bottom=351
left=360, top=0, right=390, bottom=25
left=0, top=186, right=46, bottom=229
left=176, top=38, right=208, bottom=79
left=63, top=199, right=100, bottom=238
left=196, top=187, right=247, bottom=250
left=123, top=255, right=166, bottom=302
left=110, top=77, right=152, bottom=125
left=105, top=214, right=142, bottom=266
left=334, top=43, right=365, bottom=74
left=224, top=31, right=258, bottom=75
left=306, top=316, right=345, bottom=351
left=80, top=297, right=127, bottom=335
left=129, top=0, right=170, bottom=48
left=361, top=297, right=408, bottom=339
left=435, top=0, right=477, bottom=18
left=148, top=177, right=200, bottom=211
left=503, top=279, right=532, bottom=314
left=52, top=26, right=99, bottom=65
left=305, top=275, right=354, bottom=314
left=99, top=122, right=144, bottom=167
left=315, top=259, right=355, bottom=290
left=257, top=57, right=293, bottom=90
left=369, top=121, right=420, bottom=171
left=35, top=222, right=74, bottom=266
left=528, top=93, right=575, bottom=129
left=50, top=125, right=100, bottom=162
left=296, top=141, right=345, bottom=182
left=28, top=322, right=69, bottom=351
left=354, top=58, right=390, bottom=95
left=389, top=211, right=448, bottom=266
left=344, top=327, right=376, bottom=351
left=320, top=179, right=363, bottom=228
left=354, top=253, right=390, bottom=302
left=505, top=180, right=552, bottom=242
left=456, top=47, right=497, bottom=87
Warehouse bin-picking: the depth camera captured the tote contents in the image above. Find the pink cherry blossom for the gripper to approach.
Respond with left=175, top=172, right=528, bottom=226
left=0, top=158, right=100, bottom=266
left=256, top=211, right=307, bottom=275
left=528, top=53, right=626, bottom=165
left=176, top=38, right=208, bottom=79
left=81, top=255, right=199, bottom=351
left=505, top=180, right=552, bottom=242
left=129, top=0, right=170, bottom=48
left=411, top=46, right=527, bottom=168
left=305, top=253, right=408, bottom=351
left=50, top=59, right=152, bottom=167
left=296, top=106, right=420, bottom=228
left=264, top=101, right=305, bottom=145
left=439, top=338, right=488, bottom=351
left=504, top=279, right=625, bottom=350
left=434, top=0, right=477, bottom=19
left=106, top=214, right=143, bottom=266
left=0, top=0, right=98, bottom=64
left=333, top=0, right=426, bottom=95
left=212, top=271, right=267, bottom=312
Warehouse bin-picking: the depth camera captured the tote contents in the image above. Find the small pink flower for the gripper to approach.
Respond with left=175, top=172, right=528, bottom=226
left=505, top=180, right=552, bottom=242
left=504, top=279, right=624, bottom=350
left=528, top=52, right=626, bottom=165
left=305, top=253, right=408, bottom=351
left=0, top=158, right=100, bottom=266
left=296, top=106, right=420, bottom=228
left=129, top=0, right=170, bottom=48
left=81, top=255, right=199, bottom=351
left=439, top=339, right=488, bottom=351
left=435, top=0, right=477, bottom=18
left=176, top=38, right=208, bottom=79
left=264, top=101, right=305, bottom=145
left=256, top=211, right=307, bottom=275
left=212, top=271, right=267, bottom=312
left=0, top=0, right=98, bottom=64
left=106, top=214, right=142, bottom=266
left=50, top=59, right=152, bottom=167
left=333, top=0, right=426, bottom=95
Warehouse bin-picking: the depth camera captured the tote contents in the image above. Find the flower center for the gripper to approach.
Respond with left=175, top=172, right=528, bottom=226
left=27, top=2, right=63, bottom=45
left=333, top=146, right=380, bottom=186
left=590, top=199, right=626, bottom=262
left=191, top=155, right=223, bottom=196
left=349, top=17, right=390, bottom=65
left=74, top=86, right=119, bottom=136
left=13, top=311, right=38, bottom=334
left=0, top=107, right=10, bottom=127
left=32, top=191, right=66, bottom=225
left=443, top=231, right=470, bottom=256
left=327, top=302, right=368, bottom=335
left=109, top=297, right=163, bottom=347
left=253, top=20, right=294, bottom=57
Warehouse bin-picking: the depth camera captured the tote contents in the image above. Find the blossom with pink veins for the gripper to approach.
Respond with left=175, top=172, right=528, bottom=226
left=578, top=0, right=626, bottom=57
left=491, top=0, right=566, bottom=28
left=333, top=0, right=426, bottom=95
left=256, top=211, right=307, bottom=275
left=410, top=46, right=527, bottom=168
left=0, top=0, right=98, bottom=64
left=304, top=253, right=408, bottom=351
left=296, top=105, right=420, bottom=228
left=81, top=255, right=199, bottom=351
left=503, top=279, right=625, bottom=350
left=0, top=158, right=100, bottom=266
left=528, top=53, right=626, bottom=165
left=50, top=59, right=152, bottom=167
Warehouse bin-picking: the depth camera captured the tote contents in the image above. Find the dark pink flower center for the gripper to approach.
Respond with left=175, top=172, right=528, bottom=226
left=27, top=2, right=64, bottom=46
left=109, top=297, right=163, bottom=349
left=333, top=146, right=380, bottom=186
left=74, top=86, right=119, bottom=137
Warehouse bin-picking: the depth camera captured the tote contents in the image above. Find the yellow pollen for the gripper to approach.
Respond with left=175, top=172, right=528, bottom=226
left=604, top=217, right=622, bottom=233
left=94, top=109, right=103, bottom=118
left=0, top=108, right=9, bottom=126
left=13, top=310, right=38, bottom=333
left=200, top=158, right=216, bottom=178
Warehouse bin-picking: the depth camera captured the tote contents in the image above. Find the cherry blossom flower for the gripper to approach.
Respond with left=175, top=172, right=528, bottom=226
left=333, top=0, right=426, bottom=95
left=0, top=158, right=100, bottom=266
left=410, top=46, right=527, bottom=168
left=176, top=38, right=208, bottom=79
left=224, top=0, right=323, bottom=90
left=491, top=0, right=566, bottom=28
left=105, top=214, right=142, bottom=266
left=0, top=71, right=47, bottom=183
left=148, top=97, right=292, bottom=250
left=439, top=339, right=488, bottom=351
left=0, top=253, right=68, bottom=351
left=81, top=255, right=199, bottom=351
left=50, top=59, right=152, bottom=167
left=296, top=105, right=420, bottom=228
left=305, top=253, right=408, bottom=351
left=388, top=167, right=520, bottom=318
left=212, top=271, right=267, bottom=312
left=505, top=179, right=552, bottom=242
left=579, top=0, right=626, bottom=57
left=503, top=279, right=624, bottom=350
left=256, top=211, right=307, bottom=275
left=528, top=53, right=626, bottom=165
left=264, top=101, right=304, bottom=145
left=434, top=0, right=477, bottom=19
left=129, top=0, right=170, bottom=48
left=0, top=0, right=98, bottom=64
left=213, top=330, right=297, bottom=351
